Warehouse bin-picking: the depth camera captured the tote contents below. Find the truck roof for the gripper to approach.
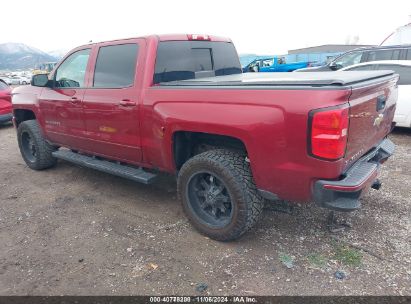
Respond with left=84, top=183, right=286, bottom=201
left=74, top=34, right=232, bottom=49
left=158, top=71, right=397, bottom=87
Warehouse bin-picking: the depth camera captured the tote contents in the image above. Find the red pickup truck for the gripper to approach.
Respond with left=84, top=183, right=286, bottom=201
left=12, top=34, right=397, bottom=241
left=0, top=80, right=12, bottom=124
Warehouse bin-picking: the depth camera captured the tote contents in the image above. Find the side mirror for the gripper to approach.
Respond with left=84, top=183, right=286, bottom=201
left=329, top=62, right=342, bottom=71
left=31, top=74, right=49, bottom=87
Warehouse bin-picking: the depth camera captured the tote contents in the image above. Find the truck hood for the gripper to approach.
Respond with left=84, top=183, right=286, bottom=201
left=159, top=71, right=396, bottom=87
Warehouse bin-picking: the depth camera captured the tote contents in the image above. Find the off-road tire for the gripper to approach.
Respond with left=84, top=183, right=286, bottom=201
left=17, top=120, right=57, bottom=170
left=177, top=149, right=264, bottom=241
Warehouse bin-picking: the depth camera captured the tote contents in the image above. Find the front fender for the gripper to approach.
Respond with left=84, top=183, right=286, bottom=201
left=11, top=86, right=44, bottom=125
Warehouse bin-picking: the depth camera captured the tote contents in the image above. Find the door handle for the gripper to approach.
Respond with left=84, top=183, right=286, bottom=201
left=119, top=99, right=136, bottom=107
left=70, top=97, right=80, bottom=104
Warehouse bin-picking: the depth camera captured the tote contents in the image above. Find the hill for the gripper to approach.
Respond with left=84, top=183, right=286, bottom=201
left=0, top=43, right=57, bottom=70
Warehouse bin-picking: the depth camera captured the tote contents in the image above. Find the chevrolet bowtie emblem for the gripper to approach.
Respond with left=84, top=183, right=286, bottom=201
left=374, top=114, right=384, bottom=127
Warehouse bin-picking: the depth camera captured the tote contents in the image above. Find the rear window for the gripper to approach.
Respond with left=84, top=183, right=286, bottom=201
left=154, top=41, right=242, bottom=83
left=376, top=64, right=411, bottom=85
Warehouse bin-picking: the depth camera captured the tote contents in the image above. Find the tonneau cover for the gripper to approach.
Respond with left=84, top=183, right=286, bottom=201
left=159, top=71, right=396, bottom=87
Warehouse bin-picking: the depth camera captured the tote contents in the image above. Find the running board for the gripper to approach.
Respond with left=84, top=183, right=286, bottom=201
left=52, top=150, right=157, bottom=184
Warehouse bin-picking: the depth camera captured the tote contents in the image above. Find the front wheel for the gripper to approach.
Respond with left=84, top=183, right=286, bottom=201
left=177, top=149, right=264, bottom=241
left=17, top=120, right=57, bottom=170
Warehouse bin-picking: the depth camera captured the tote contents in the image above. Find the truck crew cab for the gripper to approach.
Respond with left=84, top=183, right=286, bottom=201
left=12, top=34, right=397, bottom=241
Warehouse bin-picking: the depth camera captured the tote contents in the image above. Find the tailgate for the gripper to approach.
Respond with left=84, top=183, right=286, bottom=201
left=344, top=74, right=398, bottom=169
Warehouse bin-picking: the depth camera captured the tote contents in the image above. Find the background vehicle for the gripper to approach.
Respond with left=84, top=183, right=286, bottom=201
left=12, top=34, right=397, bottom=241
left=19, top=75, right=31, bottom=85
left=244, top=56, right=309, bottom=72
left=296, top=45, right=411, bottom=72
left=8, top=75, right=24, bottom=85
left=0, top=76, right=12, bottom=85
left=341, top=60, right=411, bottom=128
left=32, top=62, right=57, bottom=75
left=0, top=80, right=12, bottom=124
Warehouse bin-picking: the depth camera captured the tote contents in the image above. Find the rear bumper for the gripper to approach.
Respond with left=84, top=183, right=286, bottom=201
left=0, top=113, right=12, bottom=124
left=313, top=138, right=395, bottom=211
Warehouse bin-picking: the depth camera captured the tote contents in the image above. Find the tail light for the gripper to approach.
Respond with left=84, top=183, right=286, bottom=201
left=308, top=105, right=349, bottom=160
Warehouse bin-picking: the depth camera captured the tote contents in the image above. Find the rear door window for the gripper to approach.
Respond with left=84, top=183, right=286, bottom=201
left=93, top=44, right=139, bottom=88
left=367, top=49, right=394, bottom=61
left=376, top=64, right=411, bottom=85
left=392, top=49, right=401, bottom=60
left=407, top=49, right=411, bottom=60
left=154, top=41, right=242, bottom=83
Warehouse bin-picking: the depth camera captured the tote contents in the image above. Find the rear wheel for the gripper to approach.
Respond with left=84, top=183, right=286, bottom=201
left=177, top=149, right=264, bottom=241
left=17, top=120, right=57, bottom=170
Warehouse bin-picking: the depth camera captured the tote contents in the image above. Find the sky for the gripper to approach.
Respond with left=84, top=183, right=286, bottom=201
left=1, top=0, right=410, bottom=55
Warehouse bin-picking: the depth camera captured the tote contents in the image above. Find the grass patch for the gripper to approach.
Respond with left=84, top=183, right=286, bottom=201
left=333, top=244, right=363, bottom=267
left=278, top=252, right=294, bottom=268
left=307, top=253, right=327, bottom=268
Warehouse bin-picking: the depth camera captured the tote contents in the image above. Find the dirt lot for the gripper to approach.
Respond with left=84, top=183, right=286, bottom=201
left=0, top=123, right=409, bottom=296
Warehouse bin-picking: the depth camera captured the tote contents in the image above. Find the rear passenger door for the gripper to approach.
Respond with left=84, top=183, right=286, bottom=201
left=81, top=39, right=144, bottom=163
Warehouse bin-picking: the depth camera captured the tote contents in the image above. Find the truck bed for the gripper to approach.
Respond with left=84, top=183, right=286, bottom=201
left=159, top=71, right=396, bottom=87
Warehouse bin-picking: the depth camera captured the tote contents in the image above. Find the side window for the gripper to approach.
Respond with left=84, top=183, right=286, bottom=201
left=262, top=59, right=273, bottom=67
left=93, top=44, right=139, bottom=88
left=407, top=49, right=411, bottom=60
left=367, top=50, right=394, bottom=61
left=359, top=52, right=368, bottom=62
left=377, top=65, right=411, bottom=85
left=55, top=49, right=90, bottom=88
left=345, top=65, right=375, bottom=71
left=334, top=52, right=362, bottom=68
left=392, top=49, right=401, bottom=60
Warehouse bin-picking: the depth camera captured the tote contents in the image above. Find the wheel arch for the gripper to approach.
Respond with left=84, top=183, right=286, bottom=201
left=172, top=131, right=248, bottom=170
left=13, top=109, right=36, bottom=127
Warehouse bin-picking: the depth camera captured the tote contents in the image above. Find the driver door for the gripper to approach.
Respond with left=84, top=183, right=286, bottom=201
left=39, top=49, right=91, bottom=149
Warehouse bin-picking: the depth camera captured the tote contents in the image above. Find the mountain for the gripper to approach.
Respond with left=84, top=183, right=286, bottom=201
left=0, top=43, right=57, bottom=70
left=48, top=48, right=69, bottom=59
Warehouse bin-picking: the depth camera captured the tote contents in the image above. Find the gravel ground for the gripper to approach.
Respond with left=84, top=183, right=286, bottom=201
left=0, top=123, right=409, bottom=296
